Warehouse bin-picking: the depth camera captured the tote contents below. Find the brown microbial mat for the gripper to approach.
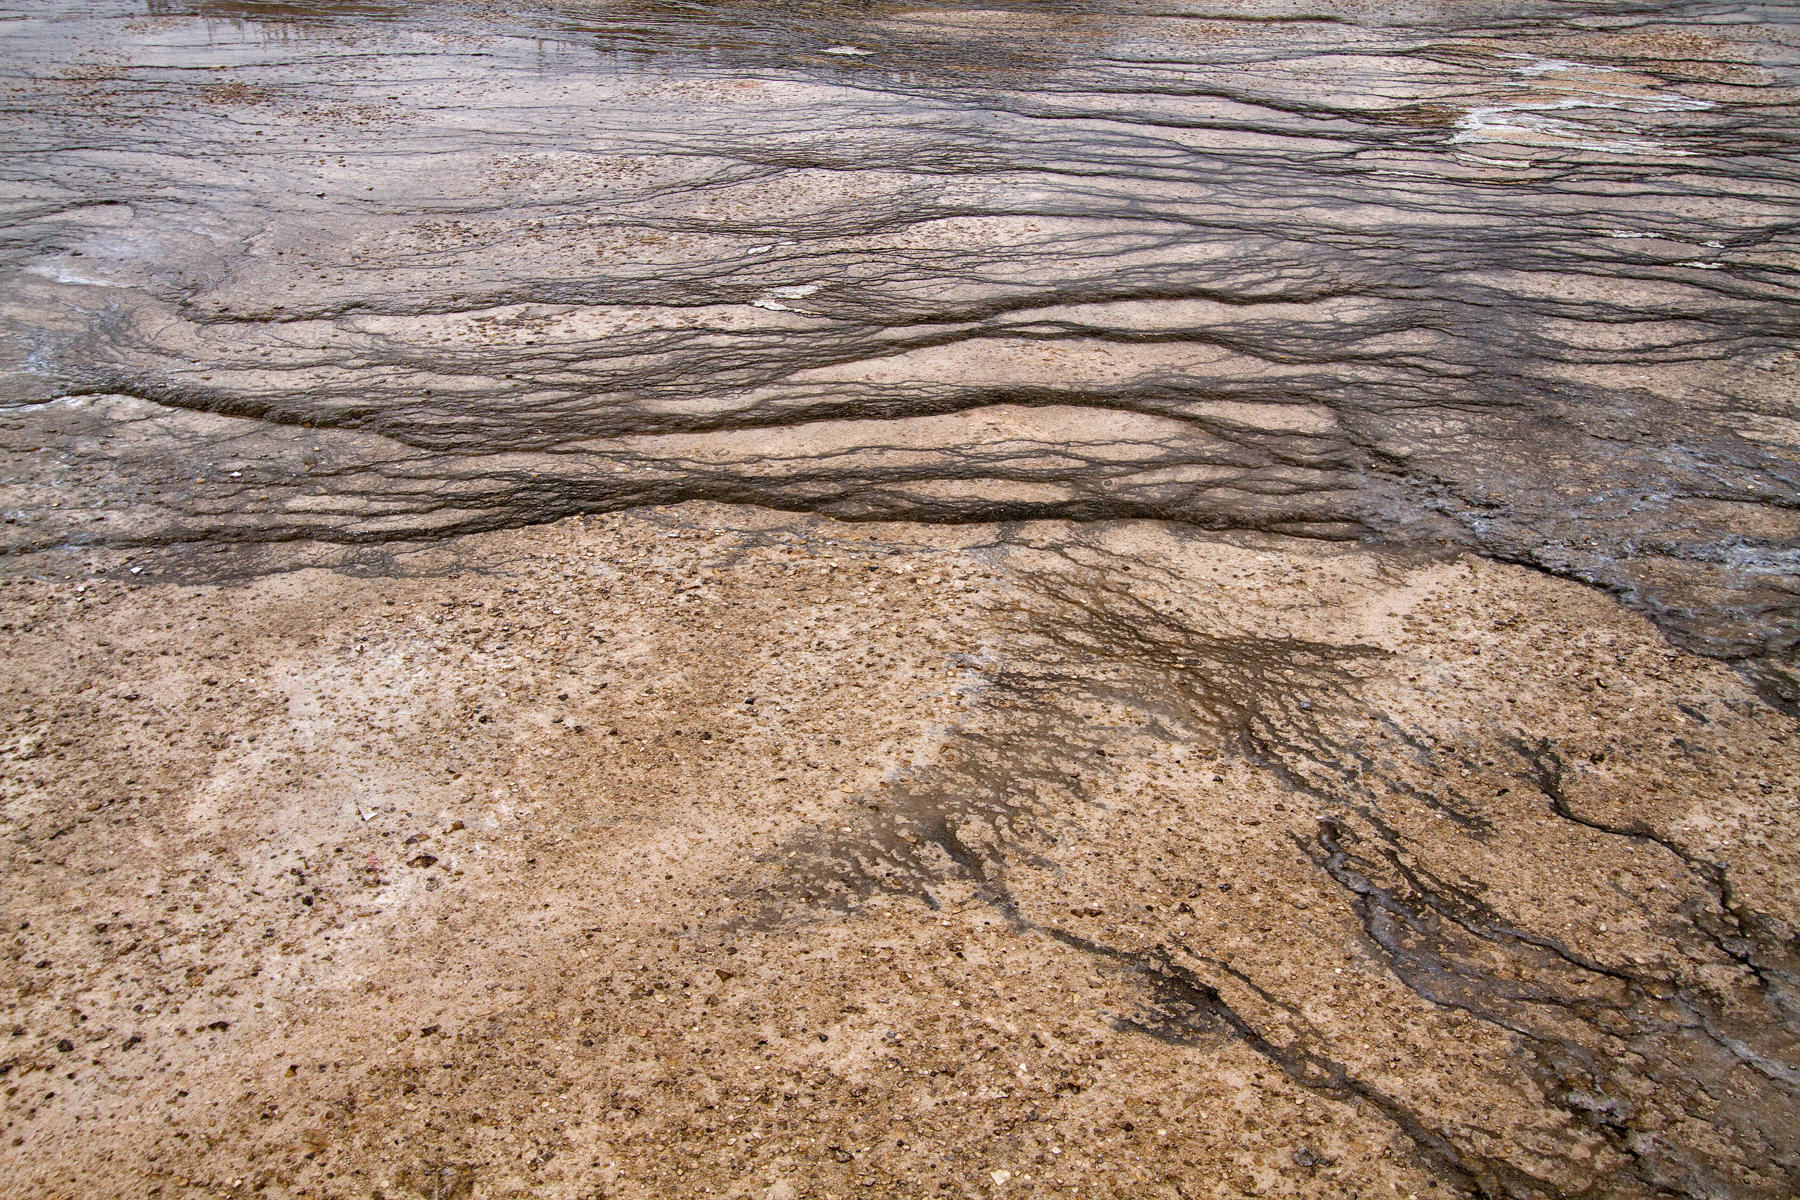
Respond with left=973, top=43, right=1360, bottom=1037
left=2, top=1, right=1798, bottom=1198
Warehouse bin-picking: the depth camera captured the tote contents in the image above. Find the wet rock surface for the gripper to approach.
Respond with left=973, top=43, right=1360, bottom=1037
left=2, top=0, right=1797, bottom=698
left=1, top=1, right=1799, bottom=1197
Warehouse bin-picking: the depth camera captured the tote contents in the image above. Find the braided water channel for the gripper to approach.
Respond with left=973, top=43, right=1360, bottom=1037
left=2, top=2, right=1799, bottom=1197
left=4, top=0, right=1798, bottom=697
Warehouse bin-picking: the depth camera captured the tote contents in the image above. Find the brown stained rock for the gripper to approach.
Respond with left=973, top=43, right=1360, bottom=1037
left=0, top=504, right=1795, bottom=1198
